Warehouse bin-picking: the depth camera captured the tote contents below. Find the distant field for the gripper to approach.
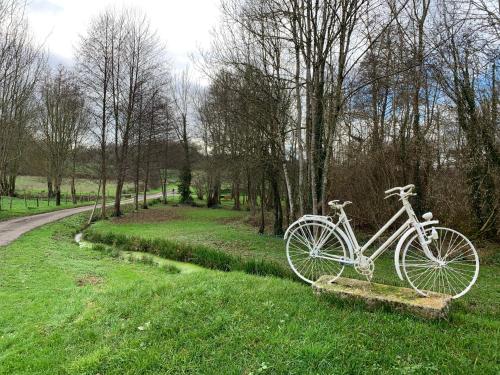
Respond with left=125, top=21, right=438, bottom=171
left=15, top=176, right=134, bottom=196
left=0, top=196, right=91, bottom=221
left=0, top=174, right=179, bottom=221
left=14, top=175, right=181, bottom=196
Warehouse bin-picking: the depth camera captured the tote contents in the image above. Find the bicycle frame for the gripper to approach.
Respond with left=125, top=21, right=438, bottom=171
left=318, top=197, right=438, bottom=265
left=340, top=206, right=412, bottom=261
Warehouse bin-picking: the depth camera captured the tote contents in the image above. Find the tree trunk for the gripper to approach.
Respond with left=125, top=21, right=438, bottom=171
left=100, top=126, right=107, bottom=218
left=134, top=129, right=142, bottom=211
left=179, top=114, right=193, bottom=204
left=233, top=178, right=240, bottom=210
left=270, top=174, right=283, bottom=236
left=70, top=175, right=77, bottom=204
left=55, top=175, right=62, bottom=206
left=258, top=176, right=265, bottom=234
left=282, top=161, right=294, bottom=219
left=47, top=177, right=53, bottom=199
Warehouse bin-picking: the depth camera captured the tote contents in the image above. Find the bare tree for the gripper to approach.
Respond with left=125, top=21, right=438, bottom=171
left=76, top=9, right=115, bottom=217
left=432, top=1, right=499, bottom=238
left=78, top=8, right=164, bottom=216
left=38, top=66, right=86, bottom=205
left=0, top=0, right=43, bottom=196
left=110, top=9, right=162, bottom=216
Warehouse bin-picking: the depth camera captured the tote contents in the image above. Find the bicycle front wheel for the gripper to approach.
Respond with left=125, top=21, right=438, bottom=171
left=286, top=221, right=346, bottom=284
left=402, top=227, right=479, bottom=299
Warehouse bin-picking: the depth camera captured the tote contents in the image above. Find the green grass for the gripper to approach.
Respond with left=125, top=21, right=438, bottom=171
left=0, top=213, right=499, bottom=374
left=87, top=203, right=500, bottom=309
left=0, top=196, right=92, bottom=221
left=91, top=205, right=487, bottom=288
left=14, top=175, right=178, bottom=197
left=0, top=175, right=177, bottom=221
left=84, top=228, right=292, bottom=279
left=90, top=205, right=284, bottom=261
left=15, top=175, right=126, bottom=196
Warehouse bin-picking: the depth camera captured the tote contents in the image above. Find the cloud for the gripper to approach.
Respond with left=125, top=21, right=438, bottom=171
left=46, top=51, right=73, bottom=69
left=29, top=0, right=63, bottom=13
left=26, top=0, right=220, bottom=83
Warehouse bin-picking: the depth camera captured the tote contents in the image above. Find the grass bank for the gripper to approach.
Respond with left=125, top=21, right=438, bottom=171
left=85, top=204, right=499, bottom=320
left=0, top=214, right=499, bottom=374
left=86, top=205, right=499, bottom=287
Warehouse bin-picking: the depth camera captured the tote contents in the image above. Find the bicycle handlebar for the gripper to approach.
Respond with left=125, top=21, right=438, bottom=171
left=328, top=200, right=352, bottom=209
left=328, top=185, right=415, bottom=209
left=384, top=184, right=415, bottom=195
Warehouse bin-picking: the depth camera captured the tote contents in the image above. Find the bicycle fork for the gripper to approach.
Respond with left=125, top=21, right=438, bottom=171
left=406, top=205, right=442, bottom=265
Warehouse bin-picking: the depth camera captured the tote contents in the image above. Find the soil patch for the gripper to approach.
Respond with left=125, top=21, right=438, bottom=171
left=76, top=275, right=104, bottom=287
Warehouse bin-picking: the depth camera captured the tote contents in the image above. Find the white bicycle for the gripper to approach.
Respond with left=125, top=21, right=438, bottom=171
left=284, top=184, right=479, bottom=299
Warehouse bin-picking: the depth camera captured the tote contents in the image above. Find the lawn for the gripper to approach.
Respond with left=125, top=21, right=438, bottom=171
left=92, top=205, right=283, bottom=261
left=15, top=175, right=129, bottom=196
left=0, top=213, right=498, bottom=374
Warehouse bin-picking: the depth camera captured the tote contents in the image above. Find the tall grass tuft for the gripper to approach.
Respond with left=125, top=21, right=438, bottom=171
left=84, top=228, right=295, bottom=280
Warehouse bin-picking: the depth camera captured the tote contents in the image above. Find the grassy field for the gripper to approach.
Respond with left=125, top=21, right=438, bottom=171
left=0, top=175, right=178, bottom=221
left=87, top=205, right=499, bottom=286
left=14, top=175, right=172, bottom=196
left=0, top=212, right=498, bottom=374
left=0, top=196, right=92, bottom=221
left=15, top=175, right=180, bottom=196
left=15, top=175, right=128, bottom=196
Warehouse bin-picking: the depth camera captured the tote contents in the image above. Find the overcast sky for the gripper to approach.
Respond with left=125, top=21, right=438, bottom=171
left=27, top=0, right=220, bottom=78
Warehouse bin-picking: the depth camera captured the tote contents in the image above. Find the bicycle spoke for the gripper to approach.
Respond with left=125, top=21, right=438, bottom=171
left=403, top=227, right=478, bottom=298
left=291, top=232, right=312, bottom=250
left=286, top=222, right=346, bottom=284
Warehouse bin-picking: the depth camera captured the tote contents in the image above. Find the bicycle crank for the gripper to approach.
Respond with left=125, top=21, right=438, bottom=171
left=355, top=256, right=375, bottom=282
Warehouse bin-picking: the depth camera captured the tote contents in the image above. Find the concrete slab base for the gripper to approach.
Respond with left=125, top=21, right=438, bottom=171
left=312, top=276, right=452, bottom=319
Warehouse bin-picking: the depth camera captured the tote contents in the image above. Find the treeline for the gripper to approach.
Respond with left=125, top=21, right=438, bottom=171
left=0, top=0, right=498, bottom=240
left=196, top=0, right=499, bottom=239
left=0, top=1, right=198, bottom=216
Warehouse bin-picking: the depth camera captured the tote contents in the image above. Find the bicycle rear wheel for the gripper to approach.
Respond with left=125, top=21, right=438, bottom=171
left=402, top=227, right=479, bottom=299
left=286, top=221, right=346, bottom=284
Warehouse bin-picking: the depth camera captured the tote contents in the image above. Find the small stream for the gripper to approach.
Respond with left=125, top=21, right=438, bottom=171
left=74, top=232, right=92, bottom=248
left=74, top=230, right=198, bottom=274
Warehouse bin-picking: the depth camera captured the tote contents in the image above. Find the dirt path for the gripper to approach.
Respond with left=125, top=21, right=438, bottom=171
left=0, top=193, right=164, bottom=246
